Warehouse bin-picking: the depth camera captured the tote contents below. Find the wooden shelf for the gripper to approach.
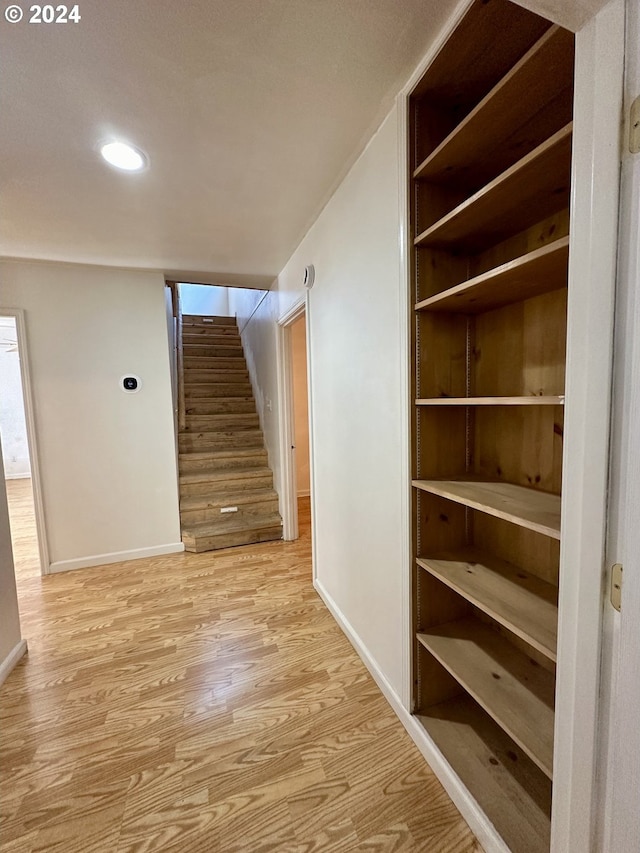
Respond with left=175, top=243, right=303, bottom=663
left=418, top=619, right=555, bottom=777
left=414, top=237, right=569, bottom=314
left=417, top=551, right=558, bottom=660
left=415, top=395, right=564, bottom=406
left=412, top=479, right=561, bottom=539
left=414, top=27, right=574, bottom=186
left=414, top=124, right=572, bottom=252
left=417, top=696, right=551, bottom=853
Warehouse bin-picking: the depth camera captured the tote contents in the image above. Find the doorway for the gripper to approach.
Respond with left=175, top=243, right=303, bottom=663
left=0, top=312, right=47, bottom=594
left=277, top=300, right=313, bottom=546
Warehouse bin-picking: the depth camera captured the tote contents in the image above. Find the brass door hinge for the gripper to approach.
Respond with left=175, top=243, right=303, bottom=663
left=611, top=563, right=623, bottom=612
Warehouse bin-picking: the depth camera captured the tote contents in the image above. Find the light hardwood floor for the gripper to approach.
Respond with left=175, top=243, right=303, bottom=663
left=1, top=492, right=482, bottom=852
left=5, top=478, right=40, bottom=581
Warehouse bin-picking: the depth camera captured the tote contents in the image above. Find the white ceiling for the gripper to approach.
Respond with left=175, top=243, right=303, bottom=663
left=0, top=0, right=608, bottom=286
left=1, top=0, right=461, bottom=286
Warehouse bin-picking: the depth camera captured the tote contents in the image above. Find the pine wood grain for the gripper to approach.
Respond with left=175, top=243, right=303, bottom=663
left=1, top=496, right=482, bottom=852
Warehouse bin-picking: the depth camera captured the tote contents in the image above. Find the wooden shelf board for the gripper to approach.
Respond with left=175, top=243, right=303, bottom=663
left=414, top=125, right=572, bottom=252
left=413, top=27, right=574, bottom=185
left=417, top=551, right=558, bottom=661
left=414, top=236, right=569, bottom=314
left=418, top=619, right=555, bottom=777
left=412, top=479, right=561, bottom=540
left=417, top=695, right=551, bottom=853
left=415, top=395, right=564, bottom=406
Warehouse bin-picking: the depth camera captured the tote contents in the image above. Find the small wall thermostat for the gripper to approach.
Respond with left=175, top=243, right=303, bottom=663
left=121, top=375, right=141, bottom=393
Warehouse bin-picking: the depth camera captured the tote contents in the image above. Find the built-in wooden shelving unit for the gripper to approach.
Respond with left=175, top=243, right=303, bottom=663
left=408, top=2, right=574, bottom=849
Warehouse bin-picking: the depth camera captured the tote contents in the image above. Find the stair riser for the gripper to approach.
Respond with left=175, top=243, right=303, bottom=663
left=183, top=371, right=249, bottom=384
left=179, top=454, right=267, bottom=473
left=182, top=326, right=240, bottom=336
left=184, top=385, right=253, bottom=398
left=180, top=440, right=264, bottom=454
left=181, top=499, right=280, bottom=526
left=182, top=315, right=236, bottom=327
left=182, top=323, right=238, bottom=334
left=183, top=333, right=241, bottom=346
left=182, top=357, right=247, bottom=370
left=184, top=415, right=259, bottom=429
left=183, top=360, right=248, bottom=372
left=179, top=432, right=263, bottom=452
left=183, top=526, right=282, bottom=553
left=185, top=400, right=255, bottom=415
left=180, top=474, right=274, bottom=496
left=182, top=346, right=244, bottom=359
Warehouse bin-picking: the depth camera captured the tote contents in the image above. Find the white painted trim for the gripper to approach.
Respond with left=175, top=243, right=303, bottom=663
left=0, top=640, right=28, bottom=688
left=314, top=577, right=509, bottom=853
left=0, top=308, right=49, bottom=576
left=49, top=542, right=184, bottom=573
left=396, top=91, right=412, bottom=714
left=276, top=295, right=308, bottom=543
left=303, top=299, right=318, bottom=584
left=552, top=4, right=624, bottom=852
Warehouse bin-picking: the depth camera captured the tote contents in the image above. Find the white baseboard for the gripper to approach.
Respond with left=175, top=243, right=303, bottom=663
left=49, top=542, right=185, bottom=574
left=313, top=577, right=509, bottom=853
left=0, top=640, right=28, bottom=688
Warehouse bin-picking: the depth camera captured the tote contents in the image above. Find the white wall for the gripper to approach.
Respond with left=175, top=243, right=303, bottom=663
left=178, top=283, right=230, bottom=316
left=291, top=315, right=310, bottom=496
left=235, top=106, right=407, bottom=698
left=0, top=437, right=22, bottom=670
left=0, top=260, right=182, bottom=571
left=0, top=317, right=30, bottom=478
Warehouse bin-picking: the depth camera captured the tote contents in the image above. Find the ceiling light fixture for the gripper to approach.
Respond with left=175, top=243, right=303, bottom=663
left=100, top=141, right=147, bottom=172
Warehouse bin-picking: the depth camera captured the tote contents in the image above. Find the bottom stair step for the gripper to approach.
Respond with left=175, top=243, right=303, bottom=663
left=182, top=513, right=282, bottom=552
left=180, top=488, right=280, bottom=525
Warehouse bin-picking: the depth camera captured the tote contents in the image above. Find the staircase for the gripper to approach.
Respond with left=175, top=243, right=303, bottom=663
left=178, top=314, right=282, bottom=552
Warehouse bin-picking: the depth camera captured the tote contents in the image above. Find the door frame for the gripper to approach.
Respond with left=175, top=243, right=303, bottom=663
left=276, top=295, right=313, bottom=546
left=0, top=308, right=49, bottom=575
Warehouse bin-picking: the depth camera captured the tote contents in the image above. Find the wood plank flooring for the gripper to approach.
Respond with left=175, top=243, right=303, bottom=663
left=1, top=493, right=482, bottom=852
left=5, top=478, right=40, bottom=582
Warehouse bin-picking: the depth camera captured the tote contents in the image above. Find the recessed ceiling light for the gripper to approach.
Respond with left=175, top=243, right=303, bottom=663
left=100, top=141, right=147, bottom=171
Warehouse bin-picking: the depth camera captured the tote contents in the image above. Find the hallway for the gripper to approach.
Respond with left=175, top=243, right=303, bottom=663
left=0, top=498, right=480, bottom=852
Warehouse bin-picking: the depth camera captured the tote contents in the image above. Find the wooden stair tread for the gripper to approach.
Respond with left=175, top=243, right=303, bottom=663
left=417, top=618, right=555, bottom=777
